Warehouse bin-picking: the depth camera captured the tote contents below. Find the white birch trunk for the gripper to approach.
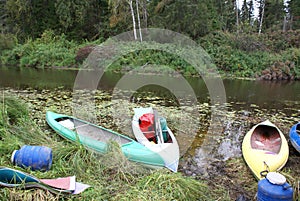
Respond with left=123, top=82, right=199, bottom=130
left=136, top=0, right=143, bottom=41
left=258, top=0, right=265, bottom=35
left=236, top=0, right=239, bottom=33
left=129, top=0, right=137, bottom=40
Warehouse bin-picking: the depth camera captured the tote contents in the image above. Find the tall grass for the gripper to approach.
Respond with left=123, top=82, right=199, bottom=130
left=0, top=96, right=227, bottom=200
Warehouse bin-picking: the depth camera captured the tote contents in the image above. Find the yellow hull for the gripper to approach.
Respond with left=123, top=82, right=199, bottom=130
left=242, top=120, right=289, bottom=180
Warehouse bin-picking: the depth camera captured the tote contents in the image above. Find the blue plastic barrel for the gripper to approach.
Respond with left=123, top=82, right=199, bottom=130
left=257, top=172, right=293, bottom=201
left=11, top=145, right=52, bottom=171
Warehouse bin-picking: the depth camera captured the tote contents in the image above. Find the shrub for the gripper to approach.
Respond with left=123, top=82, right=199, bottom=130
left=0, top=33, right=17, bottom=53
left=1, top=30, right=78, bottom=68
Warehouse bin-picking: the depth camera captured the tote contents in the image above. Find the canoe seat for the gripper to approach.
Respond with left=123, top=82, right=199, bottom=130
left=58, top=119, right=90, bottom=130
left=59, top=119, right=75, bottom=130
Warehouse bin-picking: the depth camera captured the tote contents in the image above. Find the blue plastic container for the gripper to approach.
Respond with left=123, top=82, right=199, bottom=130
left=11, top=145, right=52, bottom=171
left=257, top=172, right=293, bottom=201
left=159, top=117, right=168, bottom=142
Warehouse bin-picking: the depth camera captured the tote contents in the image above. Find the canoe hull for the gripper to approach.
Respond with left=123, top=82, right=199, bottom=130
left=242, top=120, right=289, bottom=180
left=46, top=111, right=165, bottom=169
left=289, top=123, right=300, bottom=153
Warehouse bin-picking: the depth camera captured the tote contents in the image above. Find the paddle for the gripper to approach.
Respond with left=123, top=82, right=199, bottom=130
left=0, top=167, right=74, bottom=194
left=153, top=109, right=164, bottom=144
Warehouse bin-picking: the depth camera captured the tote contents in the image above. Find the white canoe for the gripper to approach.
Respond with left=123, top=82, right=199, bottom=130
left=132, top=107, right=180, bottom=172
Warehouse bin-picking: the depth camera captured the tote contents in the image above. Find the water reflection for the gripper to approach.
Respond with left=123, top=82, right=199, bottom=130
left=0, top=66, right=299, bottom=110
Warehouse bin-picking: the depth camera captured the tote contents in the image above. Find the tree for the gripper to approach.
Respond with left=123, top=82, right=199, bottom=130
left=258, top=0, right=265, bottom=34
left=288, top=0, right=300, bottom=29
left=2, top=0, right=111, bottom=41
left=247, top=0, right=255, bottom=24
left=4, top=0, right=58, bottom=40
left=108, top=0, right=146, bottom=40
left=149, top=0, right=221, bottom=38
left=263, top=0, right=285, bottom=31
left=214, top=0, right=236, bottom=32
left=0, top=0, right=7, bottom=33
left=239, top=0, right=256, bottom=33
left=240, top=0, right=250, bottom=23
left=235, top=0, right=240, bottom=33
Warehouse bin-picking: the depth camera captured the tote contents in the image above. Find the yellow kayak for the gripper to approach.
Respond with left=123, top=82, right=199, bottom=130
left=242, top=120, right=289, bottom=180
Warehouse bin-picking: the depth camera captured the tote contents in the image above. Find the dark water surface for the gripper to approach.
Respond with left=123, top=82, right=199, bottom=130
left=1, top=66, right=299, bottom=111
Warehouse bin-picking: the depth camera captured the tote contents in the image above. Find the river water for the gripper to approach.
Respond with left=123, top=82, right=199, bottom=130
left=1, top=66, right=299, bottom=109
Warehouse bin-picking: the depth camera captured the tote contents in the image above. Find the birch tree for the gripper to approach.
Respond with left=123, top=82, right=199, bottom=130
left=129, top=0, right=137, bottom=40
left=236, top=0, right=240, bottom=33
left=136, top=0, right=142, bottom=41
left=108, top=0, right=145, bottom=41
left=258, top=0, right=266, bottom=34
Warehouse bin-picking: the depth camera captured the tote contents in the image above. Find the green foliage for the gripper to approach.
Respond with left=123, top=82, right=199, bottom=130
left=263, top=0, right=285, bottom=31
left=109, top=49, right=192, bottom=73
left=55, top=0, right=89, bottom=31
left=149, top=0, right=221, bottom=38
left=0, top=34, right=17, bottom=53
left=289, top=0, right=300, bottom=29
left=5, top=0, right=59, bottom=41
left=82, top=41, right=211, bottom=77
left=0, top=96, right=29, bottom=126
left=3, top=0, right=111, bottom=41
left=261, top=30, right=300, bottom=50
left=1, top=0, right=299, bottom=44
left=199, top=31, right=300, bottom=78
left=281, top=48, right=300, bottom=78
left=1, top=30, right=78, bottom=68
left=1, top=29, right=300, bottom=78
left=114, top=171, right=212, bottom=201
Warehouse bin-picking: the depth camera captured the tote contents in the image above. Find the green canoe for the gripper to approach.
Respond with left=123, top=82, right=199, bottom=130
left=46, top=111, right=165, bottom=169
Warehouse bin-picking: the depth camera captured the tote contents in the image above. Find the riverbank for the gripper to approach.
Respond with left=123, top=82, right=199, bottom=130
left=1, top=88, right=299, bottom=200
left=1, top=30, right=300, bottom=80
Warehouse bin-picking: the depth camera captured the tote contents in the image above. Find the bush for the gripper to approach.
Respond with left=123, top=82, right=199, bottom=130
left=0, top=33, right=17, bottom=53
left=199, top=31, right=300, bottom=78
left=1, top=30, right=78, bottom=68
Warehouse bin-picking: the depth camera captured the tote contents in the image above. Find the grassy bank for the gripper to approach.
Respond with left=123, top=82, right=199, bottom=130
left=0, top=96, right=229, bottom=200
left=1, top=30, right=300, bottom=79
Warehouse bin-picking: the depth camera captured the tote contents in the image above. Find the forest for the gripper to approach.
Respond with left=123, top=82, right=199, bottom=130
left=0, top=0, right=300, bottom=78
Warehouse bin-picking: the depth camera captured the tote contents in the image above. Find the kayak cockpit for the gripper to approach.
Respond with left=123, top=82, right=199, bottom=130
left=296, top=124, right=300, bottom=135
left=250, top=125, right=282, bottom=154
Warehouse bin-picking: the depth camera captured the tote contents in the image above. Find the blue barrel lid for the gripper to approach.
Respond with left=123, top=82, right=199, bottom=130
left=266, top=172, right=286, bottom=185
